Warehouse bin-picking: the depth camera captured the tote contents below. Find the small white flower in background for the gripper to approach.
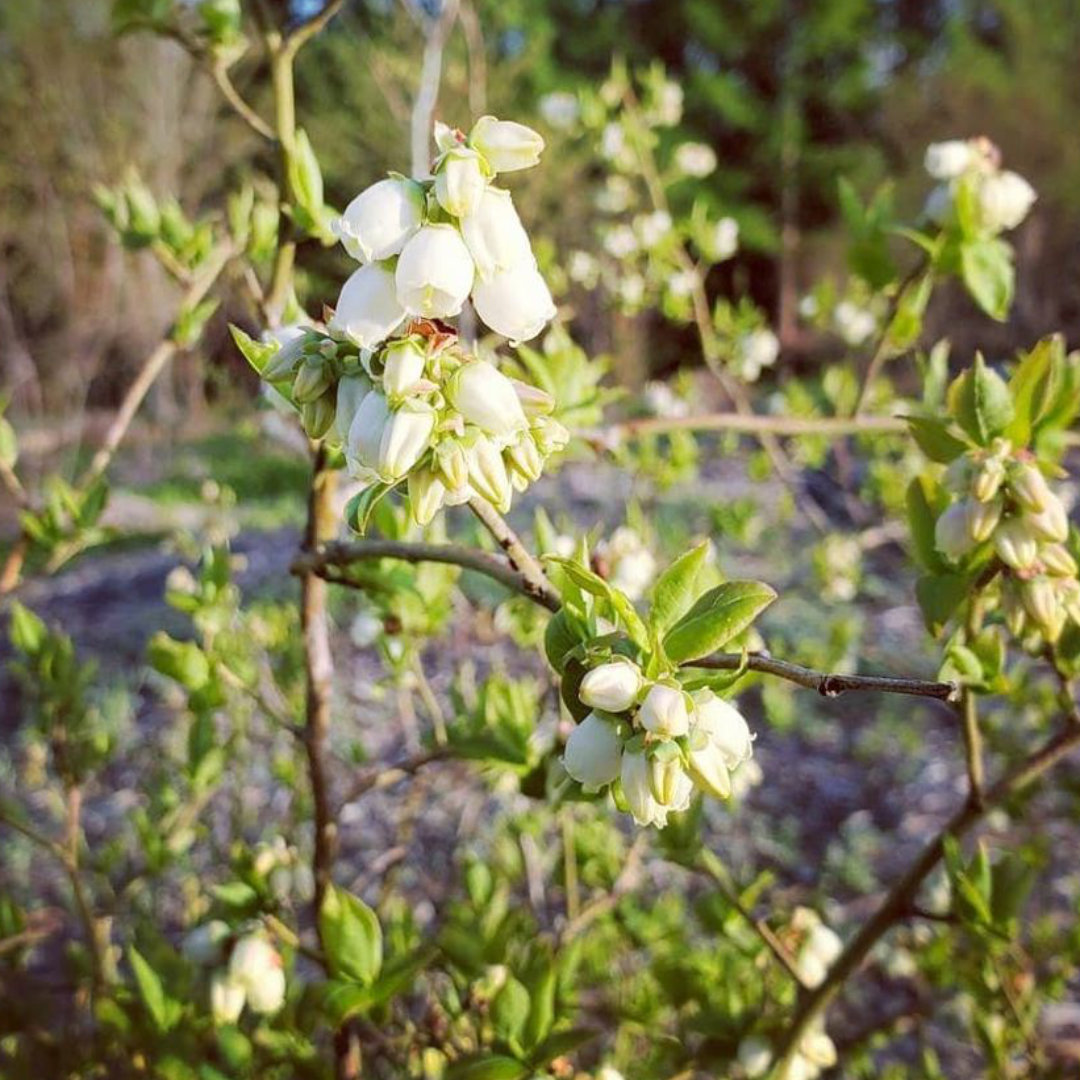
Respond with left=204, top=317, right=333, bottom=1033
left=538, top=91, right=579, bottom=130
left=666, top=269, right=698, bottom=301
left=579, top=659, right=644, bottom=712
left=563, top=712, right=623, bottom=790
left=229, top=933, right=286, bottom=1015
left=792, top=907, right=843, bottom=989
left=733, top=328, right=780, bottom=382
left=634, top=209, right=673, bottom=248
left=711, top=216, right=740, bottom=262
left=674, top=141, right=717, bottom=178
left=330, top=264, right=406, bottom=349
left=616, top=273, right=646, bottom=309
left=472, top=261, right=557, bottom=344
left=644, top=379, right=689, bottom=418
left=460, top=186, right=534, bottom=280
left=332, top=177, right=424, bottom=263
left=601, top=122, right=627, bottom=162
left=596, top=175, right=635, bottom=214
left=649, top=79, right=684, bottom=126
left=603, top=224, right=639, bottom=259
left=601, top=525, right=657, bottom=600
left=596, top=1068, right=626, bottom=1080
left=568, top=250, right=600, bottom=287
left=979, top=170, right=1037, bottom=232
left=833, top=300, right=877, bottom=347
left=210, top=972, right=247, bottom=1025
left=737, top=1036, right=774, bottom=1078
left=798, top=294, right=819, bottom=320
left=924, top=139, right=973, bottom=180
left=350, top=608, right=383, bottom=648
left=395, top=225, right=476, bottom=318
left=469, top=115, right=545, bottom=173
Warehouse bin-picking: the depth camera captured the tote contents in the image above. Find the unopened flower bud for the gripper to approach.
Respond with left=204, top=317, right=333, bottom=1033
left=435, top=147, right=489, bottom=218
left=638, top=682, right=691, bottom=738
left=620, top=750, right=665, bottom=828
left=379, top=403, right=436, bottom=482
left=924, top=139, right=973, bottom=180
left=381, top=337, right=427, bottom=397
left=466, top=434, right=513, bottom=511
left=210, top=973, right=246, bottom=1025
left=447, top=359, right=527, bottom=438
left=472, top=262, right=557, bottom=344
left=994, top=518, right=1039, bottom=570
left=943, top=455, right=974, bottom=495
left=531, top=415, right=570, bottom=456
left=262, top=329, right=311, bottom=381
left=1040, top=543, right=1077, bottom=577
left=435, top=437, right=470, bottom=491
left=506, top=434, right=544, bottom=483
left=408, top=467, right=447, bottom=526
left=969, top=498, right=1003, bottom=543
left=510, top=379, right=554, bottom=415
left=301, top=392, right=336, bottom=440
left=579, top=659, right=643, bottom=713
left=469, top=115, right=544, bottom=173
left=292, top=356, right=332, bottom=404
left=1025, top=496, right=1069, bottom=543
left=1011, top=462, right=1054, bottom=514
left=332, top=177, right=424, bottom=262
left=648, top=748, right=688, bottom=806
left=1060, top=579, right=1080, bottom=624
left=330, top=263, right=406, bottom=349
left=460, top=187, right=533, bottom=280
left=1023, top=578, right=1064, bottom=642
left=563, top=712, right=622, bottom=790
left=395, top=225, right=475, bottom=319
left=935, top=501, right=978, bottom=561
left=973, top=457, right=1006, bottom=502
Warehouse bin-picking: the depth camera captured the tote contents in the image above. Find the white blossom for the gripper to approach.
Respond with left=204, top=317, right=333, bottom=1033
left=330, top=264, right=406, bottom=349
left=568, top=250, right=600, bottom=286
left=634, top=210, right=673, bottom=248
left=638, top=682, right=691, bottom=738
left=460, top=187, right=534, bottom=280
left=979, top=170, right=1036, bottom=232
left=335, top=375, right=373, bottom=445
left=734, top=328, right=780, bottom=382
left=834, top=300, right=877, bottom=346
left=563, top=712, right=623, bottom=790
left=470, top=115, right=544, bottom=173
left=471, top=262, right=556, bottom=344
left=333, top=177, right=424, bottom=262
left=210, top=972, right=246, bottom=1025
left=395, top=225, right=476, bottom=318
left=539, top=91, right=579, bottom=130
left=674, top=141, right=717, bottom=178
left=924, top=139, right=973, bottom=180
left=711, top=216, right=740, bottom=261
left=434, top=147, right=488, bottom=218
left=602, top=526, right=656, bottom=600
left=447, top=358, right=528, bottom=439
left=579, top=659, right=643, bottom=713
left=228, top=934, right=285, bottom=1016
left=381, top=338, right=428, bottom=398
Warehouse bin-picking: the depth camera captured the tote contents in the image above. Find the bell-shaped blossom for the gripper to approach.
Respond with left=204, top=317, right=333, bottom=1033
left=1011, top=461, right=1054, bottom=513
left=348, top=393, right=435, bottom=483
left=210, top=972, right=246, bottom=1025
left=330, top=264, right=406, bottom=349
left=692, top=690, right=754, bottom=768
left=470, top=115, right=544, bottom=173
left=1025, top=496, right=1069, bottom=543
left=924, top=139, right=973, bottom=180
left=994, top=518, right=1039, bottom=570
left=228, top=934, right=285, bottom=1015
left=333, top=177, right=424, bottom=262
left=335, top=375, right=372, bottom=445
left=435, top=147, right=489, bottom=218
left=460, top=187, right=533, bottom=280
left=381, top=337, right=427, bottom=397
left=407, top=467, right=447, bottom=526
left=638, top=682, right=690, bottom=738
left=563, top=712, right=622, bottom=790
left=183, top=920, right=230, bottom=967
left=466, top=433, right=513, bottom=511
left=621, top=749, right=692, bottom=828
left=793, top=909, right=843, bottom=989
left=979, top=170, right=1036, bottom=232
left=472, top=262, right=557, bottom=343
left=395, top=225, right=476, bottom=318
left=506, top=433, right=543, bottom=484
left=578, top=659, right=643, bottom=713
left=935, top=500, right=977, bottom=561
left=447, top=358, right=527, bottom=439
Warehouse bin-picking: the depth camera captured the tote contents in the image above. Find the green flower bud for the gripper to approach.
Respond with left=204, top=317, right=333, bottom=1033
left=506, top=433, right=544, bottom=483
left=302, top=392, right=336, bottom=440
left=293, top=355, right=333, bottom=404
left=972, top=457, right=1005, bottom=502
left=1039, top=543, right=1077, bottom=577
left=994, top=518, right=1039, bottom=570
left=466, top=434, right=513, bottom=511
left=407, top=468, right=447, bottom=526
left=1023, top=578, right=1065, bottom=642
left=435, top=437, right=470, bottom=492
left=1011, top=461, right=1054, bottom=513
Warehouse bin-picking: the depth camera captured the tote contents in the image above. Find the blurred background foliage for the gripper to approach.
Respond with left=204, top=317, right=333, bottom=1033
left=2, top=0, right=1079, bottom=420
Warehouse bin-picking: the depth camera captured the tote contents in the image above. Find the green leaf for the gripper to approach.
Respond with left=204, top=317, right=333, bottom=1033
left=960, top=238, right=1015, bottom=322
left=491, top=977, right=531, bottom=1048
left=528, top=1028, right=595, bottom=1067
left=544, top=557, right=649, bottom=649
left=906, top=477, right=946, bottom=574
left=445, top=1056, right=530, bottom=1080
left=148, top=632, right=211, bottom=691
left=1006, top=335, right=1064, bottom=445
left=345, top=484, right=395, bottom=536
left=947, top=354, right=1014, bottom=446
left=8, top=601, right=46, bottom=656
left=543, top=610, right=581, bottom=674
left=990, top=854, right=1036, bottom=927
left=128, top=946, right=171, bottom=1032
left=229, top=324, right=279, bottom=376
left=906, top=416, right=968, bottom=465
left=0, top=415, right=17, bottom=469
left=649, top=541, right=710, bottom=635
left=915, top=572, right=971, bottom=636
left=319, top=884, right=383, bottom=986
left=663, top=581, right=776, bottom=664
left=522, top=961, right=556, bottom=1052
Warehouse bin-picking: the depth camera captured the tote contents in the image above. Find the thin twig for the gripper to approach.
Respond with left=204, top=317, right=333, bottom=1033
left=589, top=411, right=907, bottom=444
left=774, top=714, right=1080, bottom=1076
left=211, top=61, right=275, bottom=140
left=339, top=747, right=451, bottom=808
left=285, top=0, right=348, bottom=56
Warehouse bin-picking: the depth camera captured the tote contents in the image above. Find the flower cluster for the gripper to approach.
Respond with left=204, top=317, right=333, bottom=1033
left=737, top=1022, right=837, bottom=1080
left=935, top=438, right=1078, bottom=643
left=923, top=137, right=1036, bottom=235
left=562, top=657, right=755, bottom=828
left=184, top=923, right=286, bottom=1025
left=790, top=907, right=844, bottom=988
left=329, top=116, right=556, bottom=348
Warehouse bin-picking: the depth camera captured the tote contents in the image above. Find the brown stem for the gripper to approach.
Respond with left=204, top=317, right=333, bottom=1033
left=211, top=60, right=275, bottom=140
left=774, top=716, right=1080, bottom=1075
left=592, top=412, right=907, bottom=443
left=338, top=747, right=451, bottom=808
left=301, top=444, right=338, bottom=920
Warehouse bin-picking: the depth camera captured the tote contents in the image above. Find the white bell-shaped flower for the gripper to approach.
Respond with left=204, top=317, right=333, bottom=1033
left=381, top=337, right=427, bottom=397
left=637, top=682, right=690, bottom=738
left=691, top=690, right=754, bottom=769
left=469, top=115, right=544, bottom=173
left=578, top=659, right=643, bottom=713
left=228, top=934, right=285, bottom=1015
left=407, top=467, right=447, bottom=526
left=563, top=712, right=622, bottom=791
left=333, top=177, right=424, bottom=262
left=924, top=140, right=973, bottom=180
left=334, top=374, right=372, bottom=445
left=435, top=147, right=489, bottom=218
left=472, top=262, right=556, bottom=344
left=796, top=915, right=843, bottom=989
left=934, top=500, right=978, bottom=562
left=210, top=972, right=247, bottom=1025
left=979, top=170, right=1036, bottom=232
left=395, top=225, right=476, bottom=318
left=330, top=264, right=406, bottom=349
left=447, top=358, right=527, bottom=439
left=993, top=518, right=1039, bottom=570
left=348, top=393, right=435, bottom=482
left=621, top=750, right=666, bottom=828
left=465, top=433, right=513, bottom=511
left=460, top=187, right=534, bottom=280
